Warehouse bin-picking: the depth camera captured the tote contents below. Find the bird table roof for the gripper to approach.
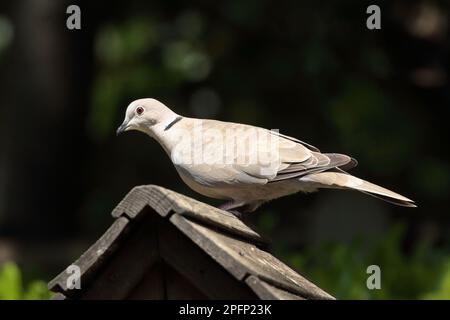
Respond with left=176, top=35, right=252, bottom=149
left=48, top=185, right=334, bottom=300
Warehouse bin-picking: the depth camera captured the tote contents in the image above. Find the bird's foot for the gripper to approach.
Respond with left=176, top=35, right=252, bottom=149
left=217, top=201, right=245, bottom=211
left=217, top=201, right=246, bottom=219
left=228, top=210, right=243, bottom=219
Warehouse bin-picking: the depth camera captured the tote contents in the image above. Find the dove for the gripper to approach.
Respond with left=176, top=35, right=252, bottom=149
left=117, top=98, right=415, bottom=213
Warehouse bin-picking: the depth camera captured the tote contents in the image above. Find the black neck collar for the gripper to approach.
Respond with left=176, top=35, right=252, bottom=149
left=164, top=116, right=183, bottom=131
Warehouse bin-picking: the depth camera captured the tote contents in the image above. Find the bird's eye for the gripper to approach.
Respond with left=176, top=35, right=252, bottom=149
left=136, top=106, right=144, bottom=115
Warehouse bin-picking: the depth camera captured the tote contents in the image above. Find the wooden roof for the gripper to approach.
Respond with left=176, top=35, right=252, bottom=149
left=48, top=185, right=334, bottom=300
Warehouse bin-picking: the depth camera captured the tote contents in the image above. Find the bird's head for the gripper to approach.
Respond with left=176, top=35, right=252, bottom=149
left=116, top=98, right=177, bottom=136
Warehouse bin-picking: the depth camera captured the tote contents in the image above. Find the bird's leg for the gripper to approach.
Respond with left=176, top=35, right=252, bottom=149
left=228, top=210, right=243, bottom=219
left=217, top=201, right=248, bottom=219
left=217, top=201, right=246, bottom=212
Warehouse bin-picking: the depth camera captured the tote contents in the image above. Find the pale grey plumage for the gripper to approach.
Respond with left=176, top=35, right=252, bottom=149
left=117, top=98, right=416, bottom=212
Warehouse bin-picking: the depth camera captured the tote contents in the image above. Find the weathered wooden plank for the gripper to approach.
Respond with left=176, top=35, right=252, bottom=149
left=245, top=275, right=305, bottom=300
left=158, top=216, right=257, bottom=300
left=48, top=185, right=333, bottom=300
left=80, top=215, right=160, bottom=299
left=48, top=217, right=129, bottom=296
left=111, top=186, right=166, bottom=218
left=111, top=185, right=264, bottom=244
left=170, top=214, right=334, bottom=300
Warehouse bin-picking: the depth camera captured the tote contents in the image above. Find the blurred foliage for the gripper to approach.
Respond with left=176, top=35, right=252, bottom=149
left=70, top=2, right=450, bottom=300
left=80, top=0, right=450, bottom=209
left=1, top=0, right=449, bottom=301
left=0, top=262, right=51, bottom=300
left=89, top=12, right=212, bottom=141
left=276, top=224, right=450, bottom=299
left=423, top=261, right=450, bottom=300
left=0, top=15, right=14, bottom=56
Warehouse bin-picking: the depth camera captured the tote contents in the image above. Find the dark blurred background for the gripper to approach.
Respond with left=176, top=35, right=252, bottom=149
left=0, top=0, right=449, bottom=299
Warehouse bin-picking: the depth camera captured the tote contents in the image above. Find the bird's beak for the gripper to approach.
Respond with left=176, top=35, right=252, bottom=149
left=116, top=122, right=129, bottom=136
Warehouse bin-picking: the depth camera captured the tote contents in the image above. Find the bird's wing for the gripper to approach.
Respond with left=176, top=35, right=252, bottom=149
left=269, top=130, right=321, bottom=152
left=174, top=119, right=354, bottom=186
left=269, top=152, right=355, bottom=182
left=172, top=119, right=269, bottom=187
left=216, top=121, right=354, bottom=181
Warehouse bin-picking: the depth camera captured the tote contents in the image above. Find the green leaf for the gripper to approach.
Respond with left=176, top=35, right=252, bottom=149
left=0, top=262, right=22, bottom=300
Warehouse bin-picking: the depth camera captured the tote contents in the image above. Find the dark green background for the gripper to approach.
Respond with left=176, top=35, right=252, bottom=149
left=0, top=0, right=449, bottom=299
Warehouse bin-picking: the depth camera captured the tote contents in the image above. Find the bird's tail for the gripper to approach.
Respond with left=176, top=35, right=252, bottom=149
left=302, top=171, right=416, bottom=207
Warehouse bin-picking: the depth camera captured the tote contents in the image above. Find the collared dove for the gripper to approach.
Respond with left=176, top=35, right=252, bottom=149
left=117, top=98, right=415, bottom=212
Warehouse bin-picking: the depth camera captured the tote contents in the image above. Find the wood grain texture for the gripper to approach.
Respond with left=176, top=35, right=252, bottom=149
left=48, top=217, right=130, bottom=296
left=245, top=275, right=305, bottom=300
left=111, top=185, right=264, bottom=244
left=81, top=214, right=159, bottom=299
left=48, top=185, right=334, bottom=300
left=158, top=217, right=257, bottom=299
left=170, top=214, right=334, bottom=300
